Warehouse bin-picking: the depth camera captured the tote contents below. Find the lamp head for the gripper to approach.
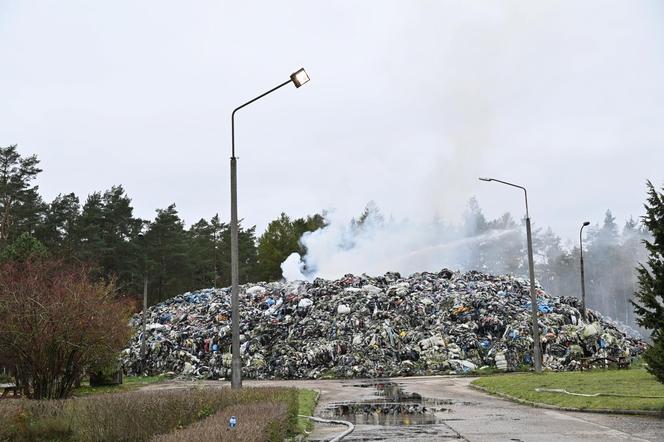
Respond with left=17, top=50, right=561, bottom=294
left=290, top=68, right=310, bottom=88
left=478, top=177, right=492, bottom=182
left=583, top=221, right=590, bottom=227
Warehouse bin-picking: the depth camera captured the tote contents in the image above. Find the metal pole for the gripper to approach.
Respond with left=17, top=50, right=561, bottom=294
left=478, top=177, right=542, bottom=372
left=579, top=223, right=588, bottom=322
left=230, top=156, right=242, bottom=389
left=230, top=78, right=293, bottom=390
left=526, top=218, right=543, bottom=372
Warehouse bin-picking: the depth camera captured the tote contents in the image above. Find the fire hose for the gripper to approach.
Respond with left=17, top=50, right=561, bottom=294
left=535, top=388, right=664, bottom=398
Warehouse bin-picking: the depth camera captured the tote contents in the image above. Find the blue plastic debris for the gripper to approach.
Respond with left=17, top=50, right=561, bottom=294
left=538, top=303, right=553, bottom=314
left=525, top=300, right=553, bottom=314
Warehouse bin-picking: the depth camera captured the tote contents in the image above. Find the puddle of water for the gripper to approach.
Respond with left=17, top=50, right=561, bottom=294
left=326, top=380, right=453, bottom=426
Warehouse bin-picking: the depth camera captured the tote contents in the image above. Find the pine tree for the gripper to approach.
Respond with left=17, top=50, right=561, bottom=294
left=585, top=209, right=624, bottom=319
left=632, top=181, right=664, bottom=383
left=257, top=213, right=299, bottom=282
left=77, top=186, right=142, bottom=291
left=78, top=192, right=106, bottom=263
left=0, top=145, right=43, bottom=244
left=144, top=204, right=192, bottom=304
left=187, top=216, right=230, bottom=289
left=39, top=193, right=81, bottom=261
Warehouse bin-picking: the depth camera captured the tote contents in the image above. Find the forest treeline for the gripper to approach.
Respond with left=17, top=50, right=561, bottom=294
left=0, top=145, right=324, bottom=306
left=0, top=145, right=650, bottom=328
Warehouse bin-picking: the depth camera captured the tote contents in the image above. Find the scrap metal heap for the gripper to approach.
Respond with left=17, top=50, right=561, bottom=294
left=122, top=269, right=645, bottom=379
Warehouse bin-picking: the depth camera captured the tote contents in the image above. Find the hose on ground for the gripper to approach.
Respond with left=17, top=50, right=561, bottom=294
left=535, top=387, right=664, bottom=399
left=298, top=415, right=354, bottom=441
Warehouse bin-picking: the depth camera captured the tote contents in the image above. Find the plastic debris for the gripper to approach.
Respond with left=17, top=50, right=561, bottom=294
left=122, top=269, right=645, bottom=379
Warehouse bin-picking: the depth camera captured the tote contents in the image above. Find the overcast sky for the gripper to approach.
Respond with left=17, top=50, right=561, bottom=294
left=2, top=1, right=663, bottom=244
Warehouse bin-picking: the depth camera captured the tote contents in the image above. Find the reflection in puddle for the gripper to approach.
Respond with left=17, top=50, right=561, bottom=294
left=325, top=380, right=453, bottom=426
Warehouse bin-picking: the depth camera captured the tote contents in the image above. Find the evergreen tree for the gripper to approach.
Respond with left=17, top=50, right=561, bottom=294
left=480, top=212, right=523, bottom=275
left=257, top=213, right=299, bottom=281
left=351, top=201, right=384, bottom=233
left=257, top=212, right=325, bottom=281
left=0, top=232, right=47, bottom=263
left=0, top=145, right=43, bottom=245
left=99, top=186, right=143, bottom=287
left=78, top=191, right=106, bottom=263
left=144, top=204, right=192, bottom=304
left=209, top=214, right=228, bottom=286
left=632, top=181, right=664, bottom=383
left=585, top=210, right=624, bottom=319
left=238, top=224, right=259, bottom=284
left=77, top=186, right=142, bottom=291
left=462, top=197, right=488, bottom=237
left=187, top=215, right=230, bottom=289
left=39, top=193, right=81, bottom=261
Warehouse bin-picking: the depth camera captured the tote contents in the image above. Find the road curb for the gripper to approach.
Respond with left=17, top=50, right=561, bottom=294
left=469, top=383, right=664, bottom=417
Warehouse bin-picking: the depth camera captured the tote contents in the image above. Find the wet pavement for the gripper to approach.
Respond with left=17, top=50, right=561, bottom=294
left=140, top=376, right=664, bottom=441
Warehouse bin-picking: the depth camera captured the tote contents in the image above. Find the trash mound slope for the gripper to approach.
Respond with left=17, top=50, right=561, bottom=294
left=122, top=270, right=645, bottom=379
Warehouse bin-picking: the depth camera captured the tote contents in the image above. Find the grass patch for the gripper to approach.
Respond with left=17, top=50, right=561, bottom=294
left=296, top=389, right=318, bottom=434
left=472, top=368, right=664, bottom=411
left=73, top=375, right=169, bottom=397
left=0, top=387, right=300, bottom=441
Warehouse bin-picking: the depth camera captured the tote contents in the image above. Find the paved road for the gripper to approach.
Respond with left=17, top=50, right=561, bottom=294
left=141, top=376, right=664, bottom=441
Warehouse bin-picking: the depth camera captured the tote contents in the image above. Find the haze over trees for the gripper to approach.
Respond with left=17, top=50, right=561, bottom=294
left=0, top=145, right=653, bottom=332
left=458, top=198, right=650, bottom=329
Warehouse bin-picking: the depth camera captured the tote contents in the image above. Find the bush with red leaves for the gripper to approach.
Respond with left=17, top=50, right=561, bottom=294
left=0, top=259, right=131, bottom=399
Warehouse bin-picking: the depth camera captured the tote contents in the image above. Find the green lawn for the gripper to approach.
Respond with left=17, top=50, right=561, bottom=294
left=472, top=369, right=664, bottom=411
left=296, top=389, right=319, bottom=433
left=73, top=374, right=169, bottom=396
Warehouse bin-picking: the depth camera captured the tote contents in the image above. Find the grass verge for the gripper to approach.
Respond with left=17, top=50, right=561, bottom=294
left=296, top=389, right=318, bottom=434
left=472, top=368, right=664, bottom=412
left=72, top=375, right=169, bottom=397
left=0, top=387, right=300, bottom=441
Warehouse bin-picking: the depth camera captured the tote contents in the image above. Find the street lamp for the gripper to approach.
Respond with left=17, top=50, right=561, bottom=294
left=478, top=177, right=543, bottom=372
left=579, top=221, right=590, bottom=322
left=229, top=68, right=310, bottom=389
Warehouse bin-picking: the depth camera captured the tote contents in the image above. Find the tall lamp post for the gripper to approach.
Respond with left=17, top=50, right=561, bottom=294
left=479, top=177, right=543, bottom=372
left=579, top=221, right=590, bottom=322
left=230, top=68, right=310, bottom=389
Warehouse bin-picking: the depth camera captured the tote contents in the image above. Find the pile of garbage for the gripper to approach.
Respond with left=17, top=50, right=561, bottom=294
left=122, top=270, right=646, bottom=379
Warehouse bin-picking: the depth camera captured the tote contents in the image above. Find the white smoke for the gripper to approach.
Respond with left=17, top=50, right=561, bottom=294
left=282, top=206, right=519, bottom=281
left=280, top=252, right=307, bottom=281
